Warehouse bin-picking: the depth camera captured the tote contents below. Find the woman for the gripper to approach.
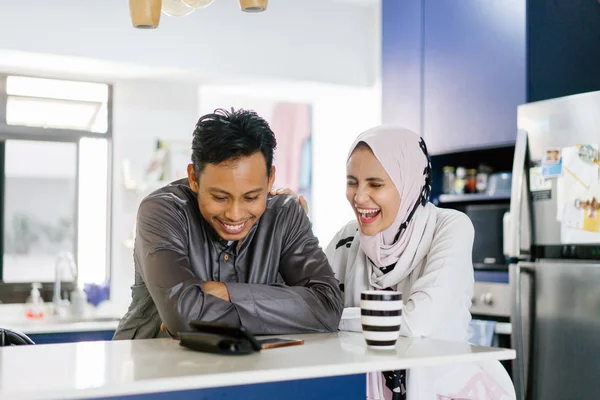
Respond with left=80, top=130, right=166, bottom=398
left=276, top=126, right=514, bottom=399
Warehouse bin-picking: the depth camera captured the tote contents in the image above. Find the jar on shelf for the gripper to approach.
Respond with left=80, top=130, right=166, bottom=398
left=476, top=164, right=492, bottom=193
left=465, top=168, right=477, bottom=193
left=442, top=166, right=455, bottom=194
left=455, top=167, right=466, bottom=194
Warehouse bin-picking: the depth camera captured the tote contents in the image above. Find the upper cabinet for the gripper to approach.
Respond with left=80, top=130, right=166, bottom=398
left=422, top=0, right=526, bottom=154
left=527, top=0, right=600, bottom=102
left=381, top=0, right=424, bottom=134
left=382, top=0, right=600, bottom=155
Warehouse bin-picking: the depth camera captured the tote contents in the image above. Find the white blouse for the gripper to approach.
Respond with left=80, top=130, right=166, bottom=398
left=325, top=205, right=514, bottom=399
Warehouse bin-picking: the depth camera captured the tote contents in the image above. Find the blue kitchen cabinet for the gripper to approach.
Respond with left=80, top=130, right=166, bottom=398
left=381, top=0, right=424, bottom=134
left=383, top=0, right=600, bottom=155
left=28, top=330, right=115, bottom=344
left=92, top=375, right=365, bottom=400
left=383, top=0, right=526, bottom=155
left=526, top=0, right=600, bottom=102
left=382, top=0, right=526, bottom=155
left=421, top=0, right=526, bottom=154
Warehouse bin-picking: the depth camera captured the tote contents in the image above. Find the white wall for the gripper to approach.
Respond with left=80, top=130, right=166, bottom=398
left=0, top=0, right=378, bottom=86
left=110, top=81, right=199, bottom=312
left=199, top=81, right=381, bottom=247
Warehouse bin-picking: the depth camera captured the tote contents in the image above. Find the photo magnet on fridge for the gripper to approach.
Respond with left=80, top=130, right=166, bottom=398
left=578, top=144, right=598, bottom=164
left=542, top=147, right=563, bottom=178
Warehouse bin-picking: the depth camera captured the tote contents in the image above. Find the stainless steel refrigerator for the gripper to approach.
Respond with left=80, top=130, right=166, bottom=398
left=507, top=90, right=600, bottom=400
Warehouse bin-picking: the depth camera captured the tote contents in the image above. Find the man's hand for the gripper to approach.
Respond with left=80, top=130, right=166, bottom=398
left=204, top=281, right=230, bottom=302
left=160, top=322, right=176, bottom=339
left=160, top=282, right=229, bottom=339
left=270, top=188, right=309, bottom=215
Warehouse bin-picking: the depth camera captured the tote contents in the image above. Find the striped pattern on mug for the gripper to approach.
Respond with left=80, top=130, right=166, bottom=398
left=360, top=290, right=403, bottom=349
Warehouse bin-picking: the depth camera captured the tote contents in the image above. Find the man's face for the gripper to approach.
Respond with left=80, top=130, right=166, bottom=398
left=188, top=152, right=276, bottom=241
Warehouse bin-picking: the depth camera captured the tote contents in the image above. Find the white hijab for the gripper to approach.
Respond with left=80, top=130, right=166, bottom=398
left=347, top=126, right=436, bottom=290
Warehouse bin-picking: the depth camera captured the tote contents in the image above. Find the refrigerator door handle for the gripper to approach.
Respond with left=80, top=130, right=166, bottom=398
left=511, top=262, right=536, bottom=400
left=508, top=129, right=528, bottom=259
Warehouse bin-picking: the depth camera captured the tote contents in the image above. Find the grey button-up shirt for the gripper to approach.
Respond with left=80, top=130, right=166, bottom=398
left=113, top=179, right=343, bottom=340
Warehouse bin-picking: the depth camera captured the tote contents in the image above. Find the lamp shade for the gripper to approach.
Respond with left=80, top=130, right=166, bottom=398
left=129, top=0, right=162, bottom=29
left=239, top=0, right=268, bottom=13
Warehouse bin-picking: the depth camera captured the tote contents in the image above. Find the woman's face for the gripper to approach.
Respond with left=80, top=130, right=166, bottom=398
left=346, top=145, right=401, bottom=236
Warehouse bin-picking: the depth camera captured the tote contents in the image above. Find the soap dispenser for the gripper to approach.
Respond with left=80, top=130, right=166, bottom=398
left=25, top=283, right=45, bottom=319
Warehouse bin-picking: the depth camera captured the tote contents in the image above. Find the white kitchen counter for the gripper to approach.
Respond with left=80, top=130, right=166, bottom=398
left=0, top=332, right=515, bottom=400
left=0, top=303, right=122, bottom=334
left=3, top=319, right=120, bottom=335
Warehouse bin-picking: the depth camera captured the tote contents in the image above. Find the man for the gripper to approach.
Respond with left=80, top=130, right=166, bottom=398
left=113, top=108, right=343, bottom=340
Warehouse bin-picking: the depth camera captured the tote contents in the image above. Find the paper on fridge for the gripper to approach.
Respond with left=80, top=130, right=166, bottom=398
left=561, top=146, right=598, bottom=189
left=561, top=217, right=600, bottom=243
left=560, top=189, right=600, bottom=243
left=530, top=166, right=552, bottom=203
left=559, top=146, right=600, bottom=242
left=561, top=200, right=599, bottom=233
left=562, top=201, right=584, bottom=229
left=556, top=146, right=600, bottom=222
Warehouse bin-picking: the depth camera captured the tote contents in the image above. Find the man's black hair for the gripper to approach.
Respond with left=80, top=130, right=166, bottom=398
left=191, top=108, right=277, bottom=177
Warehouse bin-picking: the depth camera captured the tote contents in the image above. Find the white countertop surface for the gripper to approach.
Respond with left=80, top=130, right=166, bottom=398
left=0, top=303, right=122, bottom=334
left=0, top=332, right=515, bottom=400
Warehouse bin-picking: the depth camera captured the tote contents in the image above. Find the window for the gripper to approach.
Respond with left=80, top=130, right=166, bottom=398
left=0, top=75, right=111, bottom=303
left=3, top=140, right=77, bottom=282
left=6, top=76, right=109, bottom=133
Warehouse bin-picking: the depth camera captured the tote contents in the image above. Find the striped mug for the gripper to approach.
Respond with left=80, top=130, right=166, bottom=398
left=360, top=290, right=403, bottom=350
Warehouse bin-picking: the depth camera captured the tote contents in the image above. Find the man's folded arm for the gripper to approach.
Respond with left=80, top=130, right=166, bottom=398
left=136, top=198, right=241, bottom=335
left=225, top=199, right=344, bottom=334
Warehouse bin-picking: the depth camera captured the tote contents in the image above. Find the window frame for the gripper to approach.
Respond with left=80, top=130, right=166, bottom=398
left=0, top=73, right=113, bottom=304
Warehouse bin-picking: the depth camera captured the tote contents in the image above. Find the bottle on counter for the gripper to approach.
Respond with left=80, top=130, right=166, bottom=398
left=465, top=168, right=478, bottom=193
left=454, top=167, right=466, bottom=194
left=442, top=166, right=456, bottom=194
left=24, top=282, right=45, bottom=319
left=70, top=287, right=88, bottom=318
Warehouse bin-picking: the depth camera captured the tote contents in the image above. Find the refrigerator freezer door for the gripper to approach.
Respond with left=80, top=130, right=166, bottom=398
left=510, top=262, right=533, bottom=400
left=513, top=260, right=600, bottom=399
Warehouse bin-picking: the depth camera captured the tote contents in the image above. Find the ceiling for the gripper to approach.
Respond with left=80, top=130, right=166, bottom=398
left=0, top=0, right=380, bottom=86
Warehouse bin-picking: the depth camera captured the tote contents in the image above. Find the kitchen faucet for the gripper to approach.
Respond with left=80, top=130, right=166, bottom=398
left=53, top=250, right=78, bottom=315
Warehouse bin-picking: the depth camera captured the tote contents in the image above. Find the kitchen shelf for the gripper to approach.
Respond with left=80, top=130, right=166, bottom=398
left=437, top=193, right=511, bottom=204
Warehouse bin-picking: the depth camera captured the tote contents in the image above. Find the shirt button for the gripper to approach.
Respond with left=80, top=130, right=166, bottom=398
left=224, top=254, right=229, bottom=261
